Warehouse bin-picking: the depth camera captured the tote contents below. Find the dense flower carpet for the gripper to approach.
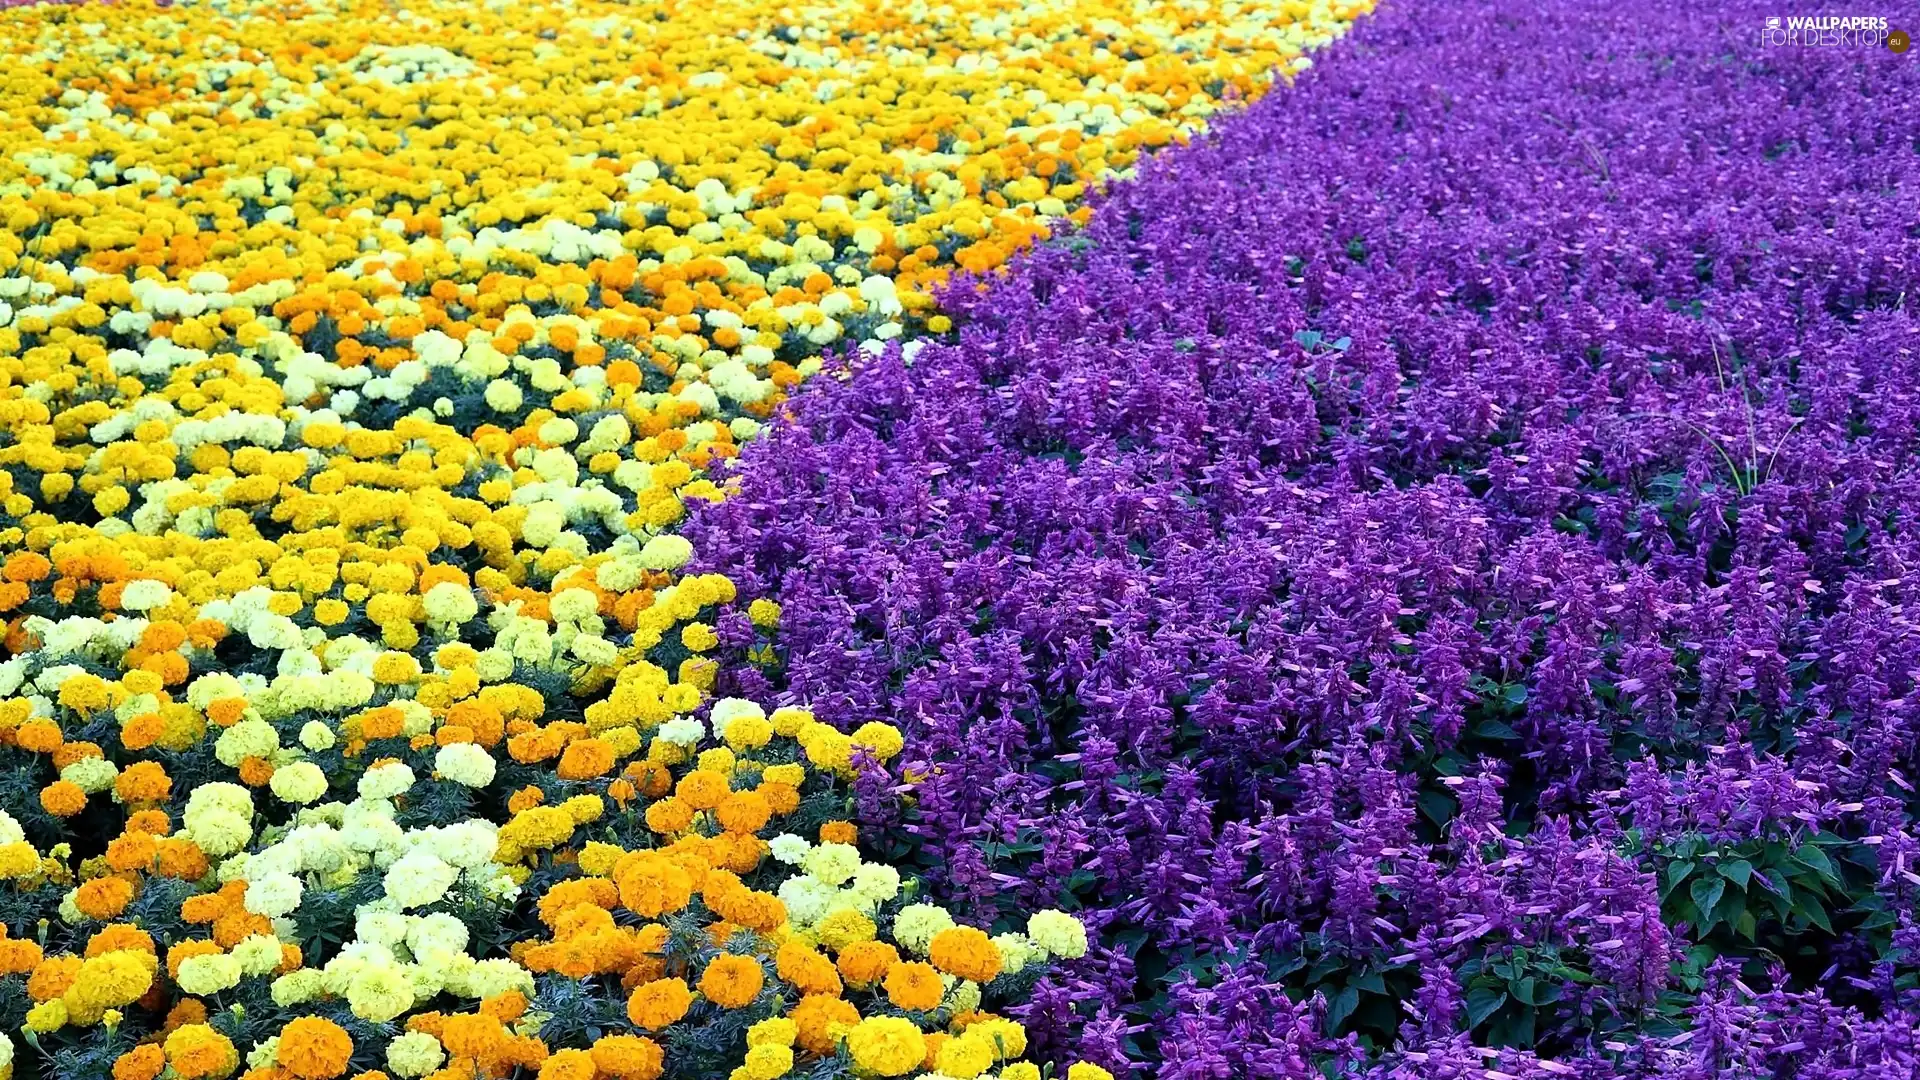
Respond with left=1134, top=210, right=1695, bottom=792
left=0, top=0, right=1917, bottom=1075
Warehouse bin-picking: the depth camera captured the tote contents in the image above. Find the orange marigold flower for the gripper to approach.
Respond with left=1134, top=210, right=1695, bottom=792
left=819, top=820, right=857, bottom=844
left=623, top=923, right=671, bottom=986
left=114, top=1043, right=167, bottom=1080
left=205, top=699, right=248, bottom=728
left=758, top=780, right=801, bottom=816
left=52, top=739, right=105, bottom=770
left=714, top=791, right=772, bottom=835
left=480, top=990, right=529, bottom=1022
left=0, top=936, right=44, bottom=975
left=28, top=954, right=81, bottom=1001
left=642, top=796, right=694, bottom=835
left=614, top=852, right=693, bottom=918
left=154, top=838, right=209, bottom=880
left=107, top=832, right=158, bottom=873
left=623, top=760, right=672, bottom=798
left=698, top=953, right=765, bottom=1009
left=555, top=737, right=614, bottom=780
left=277, top=1016, right=354, bottom=1079
left=76, top=876, right=136, bottom=920
left=776, top=941, right=843, bottom=997
left=86, top=923, right=156, bottom=958
left=440, top=1013, right=507, bottom=1059
left=537, top=1049, right=595, bottom=1080
left=116, top=761, right=173, bottom=804
left=694, top=832, right=745, bottom=875
left=588, top=1035, right=664, bottom=1080
left=212, top=908, right=272, bottom=948
left=41, top=785, right=86, bottom=823
left=164, top=996, right=208, bottom=1032
left=792, top=993, right=861, bottom=1055
left=185, top=620, right=227, bottom=649
left=625, top=976, right=692, bottom=1030
left=3, top=551, right=51, bottom=583
left=673, top=770, right=728, bottom=811
left=884, top=960, right=945, bottom=1011
left=536, top=878, right=618, bottom=927
left=15, top=718, right=62, bottom=753
left=126, top=809, right=171, bottom=836
left=237, top=756, right=275, bottom=786
left=357, top=705, right=405, bottom=740
left=120, top=709, right=167, bottom=750
left=838, top=940, right=901, bottom=989
left=928, top=926, right=1002, bottom=983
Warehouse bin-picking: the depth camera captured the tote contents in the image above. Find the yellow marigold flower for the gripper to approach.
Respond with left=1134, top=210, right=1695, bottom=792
left=815, top=907, right=876, bottom=953
left=743, top=1043, right=793, bottom=1080
left=844, top=1016, right=925, bottom=1077
left=937, top=1033, right=996, bottom=1079
left=25, top=998, right=68, bottom=1032
left=63, top=949, right=156, bottom=1020
left=745, top=1017, right=797, bottom=1047
left=163, top=1023, right=239, bottom=1079
left=849, top=722, right=905, bottom=763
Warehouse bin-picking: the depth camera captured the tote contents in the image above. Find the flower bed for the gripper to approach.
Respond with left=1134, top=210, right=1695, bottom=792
left=0, top=0, right=1381, bottom=1075
left=687, top=0, right=1920, bottom=1074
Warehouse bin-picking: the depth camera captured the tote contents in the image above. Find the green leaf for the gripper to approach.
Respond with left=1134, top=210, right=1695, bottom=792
left=1465, top=986, right=1508, bottom=1029
left=1418, top=789, right=1457, bottom=828
left=1717, top=859, right=1753, bottom=889
left=1665, top=860, right=1696, bottom=895
left=1510, top=975, right=1539, bottom=1006
left=1797, top=898, right=1834, bottom=934
left=1793, top=845, right=1841, bottom=885
left=1690, top=876, right=1726, bottom=923
left=1325, top=985, right=1359, bottom=1033
left=1473, top=718, right=1520, bottom=741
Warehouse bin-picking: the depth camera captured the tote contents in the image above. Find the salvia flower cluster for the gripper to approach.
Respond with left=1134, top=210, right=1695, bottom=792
left=686, top=0, right=1920, bottom=1074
